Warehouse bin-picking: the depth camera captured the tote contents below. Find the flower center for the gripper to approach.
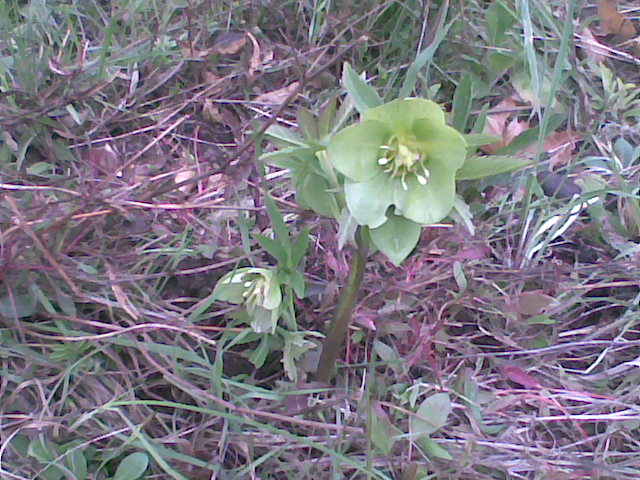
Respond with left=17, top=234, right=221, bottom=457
left=378, top=135, right=430, bottom=190
left=242, top=273, right=267, bottom=309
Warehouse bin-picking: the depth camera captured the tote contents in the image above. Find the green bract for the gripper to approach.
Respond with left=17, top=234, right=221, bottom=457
left=213, top=267, right=282, bottom=334
left=327, top=98, right=467, bottom=227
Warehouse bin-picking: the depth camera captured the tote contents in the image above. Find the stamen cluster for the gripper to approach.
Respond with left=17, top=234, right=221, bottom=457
left=377, top=135, right=431, bottom=190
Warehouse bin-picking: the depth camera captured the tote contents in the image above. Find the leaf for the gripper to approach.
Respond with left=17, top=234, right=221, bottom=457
left=411, top=393, right=451, bottom=437
left=254, top=233, right=289, bottom=265
left=299, top=172, right=341, bottom=219
left=264, top=125, right=307, bottom=147
left=249, top=335, right=270, bottom=368
left=210, top=32, right=247, bottom=55
left=506, top=290, right=559, bottom=317
left=370, top=402, right=395, bottom=455
left=113, top=452, right=149, bottom=480
left=501, top=364, right=542, bottom=390
left=254, top=82, right=299, bottom=105
left=64, top=448, right=87, bottom=480
left=341, top=62, right=382, bottom=114
left=369, top=213, right=421, bottom=266
left=264, top=194, right=291, bottom=248
left=0, top=293, right=37, bottom=318
left=281, top=330, right=318, bottom=381
left=451, top=74, right=473, bottom=132
left=417, top=437, right=453, bottom=460
left=288, top=270, right=306, bottom=299
left=399, top=7, right=453, bottom=98
left=485, top=1, right=516, bottom=46
left=495, top=114, right=566, bottom=155
left=597, top=0, right=636, bottom=38
left=296, top=107, right=319, bottom=141
left=290, top=227, right=310, bottom=268
left=456, top=155, right=531, bottom=180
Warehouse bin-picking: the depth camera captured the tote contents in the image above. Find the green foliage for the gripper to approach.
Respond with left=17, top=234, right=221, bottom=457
left=264, top=63, right=531, bottom=265
left=209, top=196, right=312, bottom=380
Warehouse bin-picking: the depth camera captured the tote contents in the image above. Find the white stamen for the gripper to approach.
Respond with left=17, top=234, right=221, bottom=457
left=378, top=157, right=390, bottom=165
left=417, top=175, right=427, bottom=185
left=244, top=281, right=253, bottom=288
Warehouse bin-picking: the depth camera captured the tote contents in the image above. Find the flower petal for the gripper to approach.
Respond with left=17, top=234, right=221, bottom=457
left=370, top=212, right=421, bottom=265
left=411, top=118, right=467, bottom=169
left=327, top=120, right=390, bottom=181
left=364, top=98, right=445, bottom=133
left=344, top=174, right=394, bottom=228
left=394, top=167, right=457, bottom=224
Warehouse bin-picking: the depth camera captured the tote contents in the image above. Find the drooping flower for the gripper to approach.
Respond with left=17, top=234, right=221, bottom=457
left=327, top=98, right=467, bottom=227
left=213, top=267, right=282, bottom=334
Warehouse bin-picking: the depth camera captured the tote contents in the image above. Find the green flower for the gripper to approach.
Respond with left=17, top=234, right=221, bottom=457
left=213, top=267, right=282, bottom=334
left=327, top=98, right=467, bottom=227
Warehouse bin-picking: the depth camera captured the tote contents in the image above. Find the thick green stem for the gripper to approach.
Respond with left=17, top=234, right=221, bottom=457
left=315, top=228, right=367, bottom=383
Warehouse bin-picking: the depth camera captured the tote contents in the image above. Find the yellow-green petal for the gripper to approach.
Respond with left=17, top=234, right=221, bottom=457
left=327, top=120, right=390, bottom=181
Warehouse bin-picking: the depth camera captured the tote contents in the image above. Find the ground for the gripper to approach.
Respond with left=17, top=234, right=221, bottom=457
left=1, top=1, right=640, bottom=479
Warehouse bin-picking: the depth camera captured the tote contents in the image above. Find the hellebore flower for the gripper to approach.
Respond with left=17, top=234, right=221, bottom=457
left=213, top=267, right=282, bottom=334
left=327, top=98, right=467, bottom=227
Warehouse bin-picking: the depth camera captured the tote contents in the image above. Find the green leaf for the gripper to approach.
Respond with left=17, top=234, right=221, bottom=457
left=344, top=175, right=394, bottom=228
left=463, top=133, right=500, bottom=148
left=249, top=335, right=270, bottom=368
left=288, top=270, right=306, bottom=299
left=370, top=404, right=395, bottom=455
left=265, top=194, right=291, bottom=248
left=290, top=227, right=310, bottom=268
left=399, top=15, right=454, bottom=98
left=456, top=155, right=531, bottom=180
left=281, top=330, right=319, bottom=381
left=254, top=234, right=288, bottom=265
left=327, top=120, right=389, bottom=182
left=64, top=448, right=87, bottom=480
left=485, top=1, right=515, bottom=46
left=264, top=124, right=307, bottom=147
left=341, top=62, right=383, bottom=114
left=113, top=452, right=149, bottom=480
left=0, top=293, right=37, bottom=318
left=418, top=437, right=453, bottom=460
left=411, top=393, right=451, bottom=437
left=369, top=213, right=421, bottom=265
left=299, top=172, right=341, bottom=218
left=318, top=95, right=338, bottom=138
left=296, top=107, right=319, bottom=140
left=452, top=74, right=473, bottom=132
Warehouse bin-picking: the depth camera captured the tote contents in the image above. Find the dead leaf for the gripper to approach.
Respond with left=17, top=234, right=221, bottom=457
left=543, top=130, right=582, bottom=168
left=501, top=364, right=542, bottom=389
left=203, top=98, right=225, bottom=124
left=175, top=169, right=195, bottom=194
left=481, top=99, right=529, bottom=154
left=506, top=290, right=559, bottom=317
left=210, top=32, right=247, bottom=55
left=254, top=82, right=299, bottom=105
left=247, top=32, right=261, bottom=81
left=597, top=0, right=636, bottom=39
left=578, top=27, right=610, bottom=63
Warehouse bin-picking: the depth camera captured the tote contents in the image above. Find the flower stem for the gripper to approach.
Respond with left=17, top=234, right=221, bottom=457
left=315, top=228, right=367, bottom=383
